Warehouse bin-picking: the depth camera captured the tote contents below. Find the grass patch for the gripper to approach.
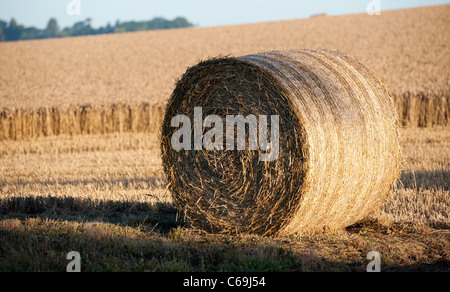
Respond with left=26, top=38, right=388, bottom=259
left=0, top=218, right=305, bottom=272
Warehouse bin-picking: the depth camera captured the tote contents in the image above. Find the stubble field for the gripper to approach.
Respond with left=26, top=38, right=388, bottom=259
left=0, top=5, right=449, bottom=271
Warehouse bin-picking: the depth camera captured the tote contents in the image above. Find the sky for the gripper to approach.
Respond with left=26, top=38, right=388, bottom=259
left=0, top=0, right=449, bottom=29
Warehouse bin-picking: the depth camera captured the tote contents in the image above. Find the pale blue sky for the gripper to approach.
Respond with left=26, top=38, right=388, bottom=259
left=0, top=0, right=449, bottom=29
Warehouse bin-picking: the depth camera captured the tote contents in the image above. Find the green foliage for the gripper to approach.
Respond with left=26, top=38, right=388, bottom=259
left=43, top=18, right=59, bottom=38
left=5, top=18, right=24, bottom=41
left=0, top=16, right=194, bottom=42
left=0, top=219, right=303, bottom=272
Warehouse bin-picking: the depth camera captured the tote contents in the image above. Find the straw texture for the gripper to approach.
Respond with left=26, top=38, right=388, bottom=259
left=0, top=103, right=164, bottom=140
left=161, top=49, right=401, bottom=236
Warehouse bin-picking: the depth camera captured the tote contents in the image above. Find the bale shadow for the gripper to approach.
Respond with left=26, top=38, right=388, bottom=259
left=2, top=212, right=448, bottom=271
left=399, top=170, right=450, bottom=190
left=0, top=194, right=182, bottom=234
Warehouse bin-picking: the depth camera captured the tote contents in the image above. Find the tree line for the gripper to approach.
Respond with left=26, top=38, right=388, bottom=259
left=0, top=17, right=194, bottom=42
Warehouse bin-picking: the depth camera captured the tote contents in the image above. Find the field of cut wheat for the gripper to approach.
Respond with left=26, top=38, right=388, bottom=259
left=0, top=5, right=449, bottom=272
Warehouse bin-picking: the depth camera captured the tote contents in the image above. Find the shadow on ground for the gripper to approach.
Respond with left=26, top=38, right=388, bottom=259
left=1, top=176, right=449, bottom=272
left=400, top=170, right=450, bottom=190
left=1, top=208, right=448, bottom=272
left=0, top=194, right=180, bottom=233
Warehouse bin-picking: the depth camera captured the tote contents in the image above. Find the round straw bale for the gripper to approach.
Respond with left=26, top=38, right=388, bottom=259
left=161, top=49, right=400, bottom=236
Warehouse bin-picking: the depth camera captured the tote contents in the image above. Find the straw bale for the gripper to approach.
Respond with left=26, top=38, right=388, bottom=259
left=161, top=49, right=401, bottom=236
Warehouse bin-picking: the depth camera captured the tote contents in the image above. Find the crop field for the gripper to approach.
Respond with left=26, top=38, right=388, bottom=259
left=0, top=5, right=449, bottom=272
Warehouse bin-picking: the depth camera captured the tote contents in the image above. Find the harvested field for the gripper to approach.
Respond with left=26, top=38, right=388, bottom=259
left=0, top=5, right=449, bottom=141
left=0, top=5, right=449, bottom=272
left=0, top=127, right=448, bottom=271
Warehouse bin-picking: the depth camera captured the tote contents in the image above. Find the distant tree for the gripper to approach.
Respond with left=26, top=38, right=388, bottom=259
left=43, top=18, right=59, bottom=38
left=120, top=21, right=149, bottom=32
left=21, top=27, right=41, bottom=40
left=105, top=23, right=114, bottom=34
left=5, top=18, right=24, bottom=41
left=171, top=17, right=193, bottom=28
left=114, top=27, right=126, bottom=33
left=0, top=16, right=194, bottom=42
left=148, top=17, right=170, bottom=30
left=71, top=19, right=93, bottom=36
left=0, top=21, right=5, bottom=41
left=59, top=25, right=73, bottom=38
